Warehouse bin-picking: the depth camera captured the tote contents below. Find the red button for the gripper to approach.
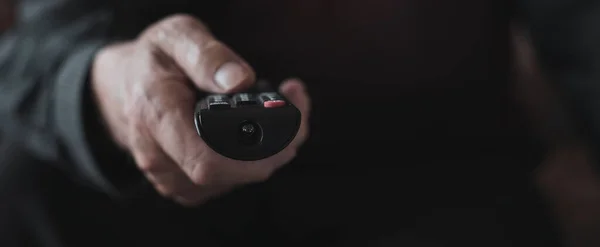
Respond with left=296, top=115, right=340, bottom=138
left=263, top=100, right=286, bottom=108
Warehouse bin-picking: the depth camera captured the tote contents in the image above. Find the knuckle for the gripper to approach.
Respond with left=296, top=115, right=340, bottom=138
left=180, top=146, right=211, bottom=184
left=140, top=95, right=176, bottom=134
left=132, top=104, right=162, bottom=134
left=155, top=184, right=175, bottom=197
left=126, top=82, right=192, bottom=134
left=189, top=162, right=214, bottom=186
left=146, top=102, right=169, bottom=131
left=125, top=104, right=146, bottom=125
left=152, top=14, right=207, bottom=44
left=124, top=85, right=157, bottom=125
left=145, top=86, right=192, bottom=121
left=138, top=48, right=170, bottom=74
left=123, top=86, right=146, bottom=117
left=198, top=38, right=226, bottom=54
left=148, top=47, right=181, bottom=72
left=197, top=40, right=232, bottom=65
left=137, top=154, right=162, bottom=172
left=141, top=14, right=201, bottom=47
left=163, top=14, right=200, bottom=28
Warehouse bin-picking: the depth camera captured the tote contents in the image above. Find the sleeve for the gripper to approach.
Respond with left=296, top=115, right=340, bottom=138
left=518, top=0, right=600, bottom=166
left=0, top=0, right=148, bottom=197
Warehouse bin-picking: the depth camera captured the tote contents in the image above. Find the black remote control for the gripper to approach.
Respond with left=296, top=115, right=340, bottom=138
left=194, top=81, right=301, bottom=161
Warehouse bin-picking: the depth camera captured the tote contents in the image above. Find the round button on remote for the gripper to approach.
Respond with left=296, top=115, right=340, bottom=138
left=237, top=121, right=262, bottom=146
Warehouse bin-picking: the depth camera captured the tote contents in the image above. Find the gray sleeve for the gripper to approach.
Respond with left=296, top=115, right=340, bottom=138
left=0, top=0, right=148, bottom=196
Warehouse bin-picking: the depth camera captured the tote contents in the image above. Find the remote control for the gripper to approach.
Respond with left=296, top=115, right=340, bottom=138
left=194, top=81, right=301, bottom=161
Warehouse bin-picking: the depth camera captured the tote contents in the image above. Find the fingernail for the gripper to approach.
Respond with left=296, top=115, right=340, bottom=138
left=214, top=62, right=248, bottom=91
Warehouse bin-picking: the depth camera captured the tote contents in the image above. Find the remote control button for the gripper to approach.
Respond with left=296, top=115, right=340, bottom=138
left=263, top=100, right=286, bottom=108
left=207, top=95, right=231, bottom=109
left=232, top=93, right=257, bottom=106
left=259, top=92, right=286, bottom=108
left=259, top=92, right=284, bottom=101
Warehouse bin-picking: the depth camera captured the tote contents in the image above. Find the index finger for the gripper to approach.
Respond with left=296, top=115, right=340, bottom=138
left=141, top=14, right=255, bottom=93
left=142, top=81, right=213, bottom=184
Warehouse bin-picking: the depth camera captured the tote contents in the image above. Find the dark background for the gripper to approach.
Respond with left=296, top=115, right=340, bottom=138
left=1, top=1, right=600, bottom=245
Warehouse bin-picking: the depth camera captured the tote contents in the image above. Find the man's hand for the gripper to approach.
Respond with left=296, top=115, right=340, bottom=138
left=90, top=14, right=311, bottom=206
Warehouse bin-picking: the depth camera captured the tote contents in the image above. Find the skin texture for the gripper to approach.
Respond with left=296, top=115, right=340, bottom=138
left=91, top=14, right=311, bottom=206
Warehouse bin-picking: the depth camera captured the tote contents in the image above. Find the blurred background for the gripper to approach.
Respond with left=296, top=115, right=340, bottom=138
left=1, top=0, right=600, bottom=245
left=0, top=0, right=13, bottom=32
left=510, top=28, right=600, bottom=246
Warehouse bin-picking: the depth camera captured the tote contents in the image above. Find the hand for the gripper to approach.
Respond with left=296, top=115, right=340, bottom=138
left=91, top=14, right=311, bottom=206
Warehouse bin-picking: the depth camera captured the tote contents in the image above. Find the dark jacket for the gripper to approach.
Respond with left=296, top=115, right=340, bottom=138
left=1, top=0, right=596, bottom=246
